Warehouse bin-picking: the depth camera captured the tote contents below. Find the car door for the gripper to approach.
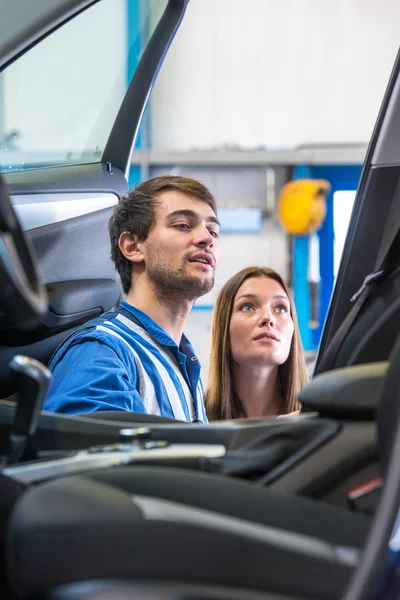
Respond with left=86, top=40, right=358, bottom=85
left=314, top=47, right=400, bottom=375
left=0, top=0, right=188, bottom=398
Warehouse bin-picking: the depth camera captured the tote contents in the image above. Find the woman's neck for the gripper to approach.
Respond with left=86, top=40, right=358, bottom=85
left=232, top=364, right=281, bottom=418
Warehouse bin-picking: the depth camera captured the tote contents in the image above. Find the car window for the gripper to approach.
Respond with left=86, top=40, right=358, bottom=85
left=0, top=0, right=167, bottom=173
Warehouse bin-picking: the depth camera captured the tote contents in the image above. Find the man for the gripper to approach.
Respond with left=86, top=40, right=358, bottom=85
left=43, top=175, right=220, bottom=422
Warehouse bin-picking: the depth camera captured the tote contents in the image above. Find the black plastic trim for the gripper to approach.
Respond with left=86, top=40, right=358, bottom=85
left=342, top=335, right=400, bottom=599
left=301, top=363, right=387, bottom=419
left=315, top=165, right=400, bottom=374
left=316, top=47, right=400, bottom=366
left=3, top=162, right=128, bottom=198
left=38, top=579, right=296, bottom=600
left=0, top=407, right=319, bottom=456
left=102, top=0, right=189, bottom=176
left=257, top=419, right=340, bottom=485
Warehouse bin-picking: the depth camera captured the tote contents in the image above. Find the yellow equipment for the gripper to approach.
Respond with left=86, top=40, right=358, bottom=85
left=277, top=178, right=331, bottom=236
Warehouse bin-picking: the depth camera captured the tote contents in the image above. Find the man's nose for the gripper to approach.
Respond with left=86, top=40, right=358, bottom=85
left=194, top=225, right=214, bottom=247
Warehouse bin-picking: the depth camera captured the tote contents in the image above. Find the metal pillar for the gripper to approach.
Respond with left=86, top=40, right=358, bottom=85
left=292, top=165, right=312, bottom=350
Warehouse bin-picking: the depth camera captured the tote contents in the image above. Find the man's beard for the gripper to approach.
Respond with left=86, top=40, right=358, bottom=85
left=146, top=245, right=215, bottom=302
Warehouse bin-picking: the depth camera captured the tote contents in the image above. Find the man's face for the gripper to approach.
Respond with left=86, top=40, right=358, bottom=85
left=140, top=191, right=220, bottom=301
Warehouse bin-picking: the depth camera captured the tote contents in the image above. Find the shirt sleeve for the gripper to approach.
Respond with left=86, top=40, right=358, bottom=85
left=43, top=336, right=146, bottom=415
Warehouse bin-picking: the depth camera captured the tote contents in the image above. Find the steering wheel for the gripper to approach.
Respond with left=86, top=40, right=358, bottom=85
left=0, top=174, right=48, bottom=329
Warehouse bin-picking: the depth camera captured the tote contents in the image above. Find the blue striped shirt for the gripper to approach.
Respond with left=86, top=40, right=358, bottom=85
left=43, top=301, right=208, bottom=423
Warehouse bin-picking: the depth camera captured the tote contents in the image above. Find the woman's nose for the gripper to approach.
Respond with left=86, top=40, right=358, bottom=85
left=259, top=312, right=275, bottom=327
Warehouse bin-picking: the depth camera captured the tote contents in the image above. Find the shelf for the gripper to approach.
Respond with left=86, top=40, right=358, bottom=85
left=130, top=146, right=368, bottom=167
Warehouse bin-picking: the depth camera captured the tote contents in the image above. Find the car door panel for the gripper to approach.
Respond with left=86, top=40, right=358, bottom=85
left=316, top=49, right=400, bottom=369
left=27, top=207, right=118, bottom=284
left=315, top=164, right=400, bottom=373
left=0, top=0, right=189, bottom=404
left=13, top=192, right=118, bottom=231
left=0, top=205, right=121, bottom=394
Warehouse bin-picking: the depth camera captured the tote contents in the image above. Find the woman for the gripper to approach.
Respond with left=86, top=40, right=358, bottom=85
left=205, top=266, right=308, bottom=420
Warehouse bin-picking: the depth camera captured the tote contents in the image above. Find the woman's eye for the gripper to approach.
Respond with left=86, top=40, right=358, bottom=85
left=239, top=304, right=255, bottom=312
left=274, top=305, right=288, bottom=314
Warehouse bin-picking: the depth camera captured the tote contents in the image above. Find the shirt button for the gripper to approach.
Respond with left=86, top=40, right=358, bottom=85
left=191, top=356, right=198, bottom=361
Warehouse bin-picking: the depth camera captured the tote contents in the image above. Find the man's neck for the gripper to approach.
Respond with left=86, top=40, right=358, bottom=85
left=125, top=283, right=194, bottom=345
left=232, top=364, right=281, bottom=418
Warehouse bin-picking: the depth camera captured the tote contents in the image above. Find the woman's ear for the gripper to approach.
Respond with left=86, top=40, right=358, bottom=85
left=118, top=231, right=144, bottom=264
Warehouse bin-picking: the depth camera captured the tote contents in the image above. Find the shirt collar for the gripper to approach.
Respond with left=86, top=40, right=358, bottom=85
left=120, top=300, right=193, bottom=353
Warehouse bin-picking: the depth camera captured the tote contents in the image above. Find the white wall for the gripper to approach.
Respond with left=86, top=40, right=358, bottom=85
left=151, top=0, right=400, bottom=150
left=5, top=0, right=399, bottom=156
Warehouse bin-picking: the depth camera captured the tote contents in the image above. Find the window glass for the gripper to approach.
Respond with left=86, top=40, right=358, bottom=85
left=0, top=0, right=167, bottom=172
left=333, top=190, right=357, bottom=276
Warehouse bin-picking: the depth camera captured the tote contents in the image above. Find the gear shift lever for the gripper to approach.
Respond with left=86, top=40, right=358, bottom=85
left=5, top=355, right=51, bottom=465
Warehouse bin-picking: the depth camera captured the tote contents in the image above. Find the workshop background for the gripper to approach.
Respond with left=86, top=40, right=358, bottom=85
left=2, top=0, right=399, bottom=378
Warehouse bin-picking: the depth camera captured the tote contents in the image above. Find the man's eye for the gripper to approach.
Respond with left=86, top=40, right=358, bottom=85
left=175, top=223, right=190, bottom=230
left=209, top=230, right=220, bottom=238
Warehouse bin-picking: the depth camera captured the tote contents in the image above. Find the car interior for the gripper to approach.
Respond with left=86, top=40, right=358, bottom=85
left=1, top=1, right=400, bottom=599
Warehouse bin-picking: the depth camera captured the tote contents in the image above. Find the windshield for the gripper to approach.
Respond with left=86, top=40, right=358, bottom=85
left=0, top=0, right=167, bottom=173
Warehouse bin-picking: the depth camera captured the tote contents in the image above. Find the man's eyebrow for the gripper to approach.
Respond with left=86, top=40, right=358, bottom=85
left=235, top=293, right=289, bottom=302
left=165, top=209, right=220, bottom=227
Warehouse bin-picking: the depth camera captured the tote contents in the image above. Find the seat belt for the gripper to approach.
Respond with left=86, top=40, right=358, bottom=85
left=315, top=188, right=400, bottom=375
left=348, top=290, right=400, bottom=365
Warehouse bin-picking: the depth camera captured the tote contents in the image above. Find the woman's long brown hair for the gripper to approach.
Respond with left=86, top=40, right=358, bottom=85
left=205, top=266, right=309, bottom=421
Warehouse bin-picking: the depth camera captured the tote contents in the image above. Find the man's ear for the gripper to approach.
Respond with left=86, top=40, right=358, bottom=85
left=118, top=232, right=145, bottom=264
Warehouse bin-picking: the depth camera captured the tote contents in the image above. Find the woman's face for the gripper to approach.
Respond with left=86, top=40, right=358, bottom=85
left=229, top=276, right=294, bottom=368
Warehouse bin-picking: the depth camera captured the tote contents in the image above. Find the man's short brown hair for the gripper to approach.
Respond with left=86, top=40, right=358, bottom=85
left=109, top=175, right=217, bottom=294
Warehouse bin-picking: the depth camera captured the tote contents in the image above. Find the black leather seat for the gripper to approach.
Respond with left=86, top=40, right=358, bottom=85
left=7, top=467, right=368, bottom=599
left=7, top=337, right=400, bottom=599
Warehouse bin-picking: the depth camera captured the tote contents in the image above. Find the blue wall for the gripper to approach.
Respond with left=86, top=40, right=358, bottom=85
left=292, top=164, right=362, bottom=350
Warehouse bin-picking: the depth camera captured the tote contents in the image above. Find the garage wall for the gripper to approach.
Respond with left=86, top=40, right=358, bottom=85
left=150, top=0, right=400, bottom=150
left=3, top=0, right=399, bottom=155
